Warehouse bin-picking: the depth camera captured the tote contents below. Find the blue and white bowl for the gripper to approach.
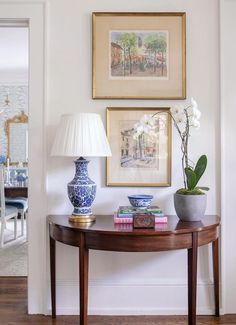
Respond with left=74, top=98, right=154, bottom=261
left=128, top=195, right=153, bottom=209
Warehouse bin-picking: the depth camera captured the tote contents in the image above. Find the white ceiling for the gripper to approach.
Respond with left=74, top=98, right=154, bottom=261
left=0, top=27, right=28, bottom=71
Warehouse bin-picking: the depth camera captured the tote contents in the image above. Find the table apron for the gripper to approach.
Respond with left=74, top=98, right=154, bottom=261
left=50, top=225, right=218, bottom=252
left=85, top=233, right=191, bottom=252
left=198, top=228, right=218, bottom=246
left=49, top=224, right=81, bottom=247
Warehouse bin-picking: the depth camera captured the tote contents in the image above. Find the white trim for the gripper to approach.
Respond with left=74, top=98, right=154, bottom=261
left=219, top=0, right=226, bottom=315
left=42, top=0, right=49, bottom=316
left=0, top=19, right=28, bottom=27
left=48, top=306, right=217, bottom=316
left=55, top=278, right=215, bottom=287
left=0, top=0, right=47, bottom=314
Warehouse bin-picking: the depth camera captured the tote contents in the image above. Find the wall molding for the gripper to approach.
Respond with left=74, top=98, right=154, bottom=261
left=55, top=278, right=214, bottom=287
left=47, top=306, right=216, bottom=316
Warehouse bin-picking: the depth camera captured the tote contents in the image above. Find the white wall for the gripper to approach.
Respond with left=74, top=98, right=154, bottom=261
left=0, top=27, right=28, bottom=83
left=0, top=71, right=28, bottom=83
left=47, top=0, right=220, bottom=315
left=220, top=0, right=236, bottom=314
left=0, top=85, right=28, bottom=157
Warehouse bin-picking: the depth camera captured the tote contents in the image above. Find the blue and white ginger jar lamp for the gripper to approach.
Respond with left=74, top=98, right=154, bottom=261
left=51, top=113, right=112, bottom=223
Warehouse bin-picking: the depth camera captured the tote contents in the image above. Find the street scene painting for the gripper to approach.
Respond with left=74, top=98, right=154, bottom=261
left=110, top=30, right=168, bottom=78
left=106, top=107, right=171, bottom=186
left=119, top=120, right=159, bottom=169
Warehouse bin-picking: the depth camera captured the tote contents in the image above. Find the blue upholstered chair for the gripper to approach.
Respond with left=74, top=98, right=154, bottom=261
left=5, top=197, right=28, bottom=237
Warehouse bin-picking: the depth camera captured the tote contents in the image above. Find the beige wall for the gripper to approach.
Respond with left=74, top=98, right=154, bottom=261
left=47, top=0, right=220, bottom=315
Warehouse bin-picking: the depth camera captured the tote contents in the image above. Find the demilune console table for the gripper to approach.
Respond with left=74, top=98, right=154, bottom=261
left=48, top=215, right=220, bottom=325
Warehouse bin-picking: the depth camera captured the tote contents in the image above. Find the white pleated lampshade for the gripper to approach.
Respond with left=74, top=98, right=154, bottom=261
left=51, top=113, right=112, bottom=157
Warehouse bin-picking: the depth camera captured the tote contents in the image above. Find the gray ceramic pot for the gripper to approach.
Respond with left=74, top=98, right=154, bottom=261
left=174, top=193, right=207, bottom=222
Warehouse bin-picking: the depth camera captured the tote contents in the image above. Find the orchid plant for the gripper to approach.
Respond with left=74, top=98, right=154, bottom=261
left=134, top=98, right=209, bottom=195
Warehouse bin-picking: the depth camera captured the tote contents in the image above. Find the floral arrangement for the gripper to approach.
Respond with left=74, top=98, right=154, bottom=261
left=16, top=171, right=27, bottom=183
left=0, top=155, right=6, bottom=165
left=134, top=98, right=209, bottom=195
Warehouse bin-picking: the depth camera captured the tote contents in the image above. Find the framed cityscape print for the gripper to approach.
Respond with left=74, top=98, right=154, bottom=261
left=93, top=12, right=186, bottom=99
left=106, top=107, right=171, bottom=187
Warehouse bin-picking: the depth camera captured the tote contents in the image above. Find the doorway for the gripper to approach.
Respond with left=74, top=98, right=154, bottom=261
left=0, top=23, right=28, bottom=276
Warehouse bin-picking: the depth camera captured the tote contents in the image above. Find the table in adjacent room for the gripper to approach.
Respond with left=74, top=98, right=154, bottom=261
left=5, top=186, right=28, bottom=198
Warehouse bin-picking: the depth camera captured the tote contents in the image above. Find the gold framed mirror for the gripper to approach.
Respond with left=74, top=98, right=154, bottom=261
left=4, top=111, right=28, bottom=164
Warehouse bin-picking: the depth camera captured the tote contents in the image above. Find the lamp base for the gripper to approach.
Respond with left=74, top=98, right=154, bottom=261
left=68, top=157, right=97, bottom=222
left=69, top=214, right=96, bottom=223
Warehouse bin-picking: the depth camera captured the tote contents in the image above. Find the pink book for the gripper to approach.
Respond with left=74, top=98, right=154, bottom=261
left=114, top=215, right=168, bottom=224
left=114, top=223, right=168, bottom=231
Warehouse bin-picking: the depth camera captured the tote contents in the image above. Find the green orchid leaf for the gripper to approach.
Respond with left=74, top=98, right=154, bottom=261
left=194, top=155, right=207, bottom=185
left=185, top=167, right=197, bottom=190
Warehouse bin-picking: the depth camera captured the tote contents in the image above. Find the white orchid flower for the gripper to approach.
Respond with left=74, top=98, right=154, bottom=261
left=134, top=122, right=141, bottom=129
left=133, top=124, right=143, bottom=139
left=173, top=114, right=185, bottom=133
left=191, top=119, right=200, bottom=129
left=136, top=124, right=145, bottom=134
left=187, top=98, right=201, bottom=120
left=193, top=108, right=201, bottom=120
left=170, top=105, right=184, bottom=117
left=156, top=116, right=167, bottom=130
left=191, top=97, right=198, bottom=110
left=143, top=124, right=153, bottom=134
left=148, top=130, right=158, bottom=138
left=140, top=114, right=156, bottom=129
left=133, top=114, right=157, bottom=137
left=174, top=111, right=186, bottom=124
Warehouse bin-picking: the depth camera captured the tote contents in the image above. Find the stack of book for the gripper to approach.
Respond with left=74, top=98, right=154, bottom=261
left=114, top=206, right=167, bottom=224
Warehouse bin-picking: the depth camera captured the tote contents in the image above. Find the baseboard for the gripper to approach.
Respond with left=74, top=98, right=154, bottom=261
left=47, top=306, right=215, bottom=316
left=45, top=278, right=217, bottom=316
left=57, top=278, right=214, bottom=287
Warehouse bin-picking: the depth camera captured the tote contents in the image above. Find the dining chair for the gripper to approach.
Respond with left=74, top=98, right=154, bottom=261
left=0, top=166, right=18, bottom=248
left=5, top=197, right=28, bottom=237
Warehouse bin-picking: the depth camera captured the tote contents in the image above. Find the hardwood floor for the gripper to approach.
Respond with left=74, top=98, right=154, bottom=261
left=0, top=277, right=235, bottom=325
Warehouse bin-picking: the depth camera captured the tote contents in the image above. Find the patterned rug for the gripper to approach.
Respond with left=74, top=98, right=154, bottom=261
left=0, top=220, right=27, bottom=276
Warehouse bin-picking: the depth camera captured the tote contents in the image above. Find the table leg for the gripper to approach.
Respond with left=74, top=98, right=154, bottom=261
left=212, top=238, right=220, bottom=316
left=50, top=235, right=56, bottom=318
left=188, top=232, right=198, bottom=325
left=79, top=233, right=89, bottom=325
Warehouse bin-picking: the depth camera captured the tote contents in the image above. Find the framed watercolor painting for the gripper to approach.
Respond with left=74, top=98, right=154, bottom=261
left=106, top=107, right=172, bottom=187
left=93, top=12, right=186, bottom=99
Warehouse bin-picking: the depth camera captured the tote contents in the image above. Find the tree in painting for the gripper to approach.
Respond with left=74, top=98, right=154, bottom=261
left=120, top=33, right=138, bottom=75
left=110, top=31, right=168, bottom=78
left=144, top=34, right=167, bottom=76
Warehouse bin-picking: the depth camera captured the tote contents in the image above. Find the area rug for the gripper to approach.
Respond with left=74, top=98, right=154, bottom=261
left=0, top=220, right=27, bottom=276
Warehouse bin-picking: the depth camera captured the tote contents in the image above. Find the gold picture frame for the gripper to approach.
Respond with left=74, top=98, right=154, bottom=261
left=106, top=107, right=172, bottom=187
left=4, top=111, right=28, bottom=164
left=93, top=12, right=186, bottom=99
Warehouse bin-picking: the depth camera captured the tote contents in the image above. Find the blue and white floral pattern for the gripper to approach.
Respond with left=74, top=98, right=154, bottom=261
left=68, top=157, right=96, bottom=216
left=128, top=195, right=153, bottom=209
left=0, top=155, right=6, bottom=164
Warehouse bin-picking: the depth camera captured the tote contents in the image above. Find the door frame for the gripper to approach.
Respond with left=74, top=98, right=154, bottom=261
left=0, top=1, right=48, bottom=314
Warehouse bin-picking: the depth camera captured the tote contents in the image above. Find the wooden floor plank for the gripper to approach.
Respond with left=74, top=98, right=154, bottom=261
left=0, top=277, right=235, bottom=324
